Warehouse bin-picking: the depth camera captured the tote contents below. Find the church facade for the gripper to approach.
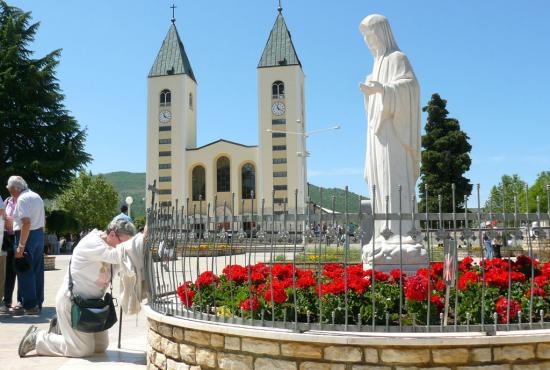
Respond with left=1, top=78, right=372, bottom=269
left=146, top=8, right=307, bottom=219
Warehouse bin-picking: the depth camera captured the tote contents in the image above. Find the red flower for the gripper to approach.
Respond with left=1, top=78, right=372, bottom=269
left=459, top=256, right=474, bottom=272
left=296, top=270, right=316, bottom=289
left=318, top=277, right=346, bottom=296
left=323, top=264, right=345, bottom=279
left=240, top=296, right=260, bottom=312
left=484, top=268, right=509, bottom=289
left=430, top=262, right=444, bottom=280
left=390, top=269, right=407, bottom=284
left=435, top=279, right=446, bottom=291
left=348, top=276, right=371, bottom=293
left=405, top=275, right=428, bottom=301
left=511, top=271, right=527, bottom=283
left=222, top=265, right=247, bottom=284
left=347, top=264, right=367, bottom=280
left=272, top=264, right=294, bottom=281
left=458, top=271, right=479, bottom=290
left=177, top=282, right=195, bottom=307
left=495, top=296, right=521, bottom=323
left=264, top=279, right=288, bottom=303
left=364, top=269, right=390, bottom=282
left=195, top=271, right=218, bottom=288
left=542, top=262, right=550, bottom=277
left=430, top=294, right=444, bottom=313
left=526, top=287, right=546, bottom=297
left=251, top=263, right=270, bottom=276
left=534, top=275, right=548, bottom=287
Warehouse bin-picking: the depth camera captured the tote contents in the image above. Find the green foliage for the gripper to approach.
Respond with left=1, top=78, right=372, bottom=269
left=57, top=171, right=118, bottom=230
left=132, top=215, right=146, bottom=230
left=418, top=93, right=472, bottom=212
left=527, top=171, right=550, bottom=213
left=45, top=209, right=79, bottom=235
left=99, top=171, right=146, bottom=217
left=307, top=184, right=366, bottom=213
left=0, top=1, right=90, bottom=200
left=485, top=174, right=527, bottom=213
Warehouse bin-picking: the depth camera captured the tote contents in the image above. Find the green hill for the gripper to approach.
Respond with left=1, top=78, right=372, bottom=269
left=98, top=171, right=367, bottom=216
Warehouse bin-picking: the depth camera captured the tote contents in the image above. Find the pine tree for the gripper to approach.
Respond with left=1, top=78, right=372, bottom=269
left=418, top=93, right=472, bottom=212
left=0, top=1, right=90, bottom=199
left=485, top=174, right=527, bottom=213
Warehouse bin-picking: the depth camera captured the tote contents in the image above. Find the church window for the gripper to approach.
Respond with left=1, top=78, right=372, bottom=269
left=158, top=189, right=171, bottom=195
left=160, top=89, right=171, bottom=107
left=272, top=119, right=286, bottom=125
left=192, top=166, right=206, bottom=201
left=159, top=126, right=171, bottom=131
left=273, top=145, right=286, bottom=151
left=273, top=158, right=287, bottom=164
left=159, top=138, right=171, bottom=145
left=241, top=163, right=255, bottom=199
left=274, top=198, right=287, bottom=204
left=272, top=132, right=286, bottom=138
left=189, top=93, right=193, bottom=110
left=272, top=81, right=285, bottom=99
left=159, top=163, right=171, bottom=169
left=273, top=185, right=287, bottom=191
left=159, top=151, right=171, bottom=156
left=159, top=176, right=172, bottom=182
left=216, top=156, right=231, bottom=192
left=273, top=171, right=287, bottom=177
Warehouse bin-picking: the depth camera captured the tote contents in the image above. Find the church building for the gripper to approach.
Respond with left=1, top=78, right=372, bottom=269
left=146, top=6, right=307, bottom=220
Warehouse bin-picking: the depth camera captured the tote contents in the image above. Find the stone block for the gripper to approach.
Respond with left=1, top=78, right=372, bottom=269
left=324, top=345, right=362, bottom=362
left=537, top=342, right=550, bottom=359
left=148, top=318, right=158, bottom=332
left=395, top=367, right=418, bottom=370
left=242, top=337, right=280, bottom=356
left=165, top=338, right=180, bottom=360
left=179, top=343, right=196, bottom=364
left=149, top=330, right=163, bottom=352
left=432, top=348, right=469, bottom=364
left=217, top=352, right=254, bottom=370
left=471, top=347, right=492, bottom=363
left=196, top=348, right=216, bottom=368
left=418, top=368, right=451, bottom=370
left=225, top=336, right=241, bottom=351
left=493, top=345, right=535, bottom=362
left=364, top=347, right=378, bottom=363
left=457, top=366, right=511, bottom=370
left=281, top=343, right=323, bottom=359
left=173, top=327, right=184, bottom=342
left=380, top=348, right=430, bottom=364
left=167, top=358, right=191, bottom=370
left=211, top=334, right=224, bottom=348
left=157, top=323, right=173, bottom=338
left=513, top=365, right=550, bottom=370
left=184, top=330, right=210, bottom=346
left=299, top=363, right=345, bottom=370
left=154, top=352, right=167, bottom=369
left=254, top=358, right=297, bottom=370
left=352, top=366, right=391, bottom=370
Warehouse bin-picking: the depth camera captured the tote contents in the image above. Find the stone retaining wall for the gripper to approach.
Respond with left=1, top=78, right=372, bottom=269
left=145, top=306, right=550, bottom=370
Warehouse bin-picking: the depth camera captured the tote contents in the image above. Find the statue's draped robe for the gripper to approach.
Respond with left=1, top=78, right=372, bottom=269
left=364, top=50, right=420, bottom=241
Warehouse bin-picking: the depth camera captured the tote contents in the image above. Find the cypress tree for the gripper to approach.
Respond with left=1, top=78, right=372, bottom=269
left=418, top=93, right=472, bottom=212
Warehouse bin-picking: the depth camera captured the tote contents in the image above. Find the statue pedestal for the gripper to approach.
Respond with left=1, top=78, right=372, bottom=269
left=362, top=236, right=428, bottom=274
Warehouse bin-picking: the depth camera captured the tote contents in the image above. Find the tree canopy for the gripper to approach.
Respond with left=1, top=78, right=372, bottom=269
left=57, top=171, right=118, bottom=230
left=486, top=172, right=550, bottom=214
left=418, top=93, right=472, bottom=212
left=0, top=1, right=90, bottom=199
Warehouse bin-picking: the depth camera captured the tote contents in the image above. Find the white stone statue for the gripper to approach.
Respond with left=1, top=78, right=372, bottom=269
left=358, top=14, right=427, bottom=271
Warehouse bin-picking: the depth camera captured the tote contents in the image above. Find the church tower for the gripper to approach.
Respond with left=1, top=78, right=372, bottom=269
left=146, top=16, right=197, bottom=207
left=257, top=5, right=307, bottom=213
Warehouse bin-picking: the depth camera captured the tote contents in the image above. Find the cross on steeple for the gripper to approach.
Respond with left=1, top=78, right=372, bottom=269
left=278, top=0, right=282, bottom=13
left=171, top=4, right=177, bottom=23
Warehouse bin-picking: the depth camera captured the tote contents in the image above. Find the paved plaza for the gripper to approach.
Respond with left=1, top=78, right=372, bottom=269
left=0, top=255, right=147, bottom=370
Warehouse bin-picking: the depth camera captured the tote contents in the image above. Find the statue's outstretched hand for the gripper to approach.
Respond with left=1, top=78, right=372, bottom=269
left=359, top=81, right=383, bottom=96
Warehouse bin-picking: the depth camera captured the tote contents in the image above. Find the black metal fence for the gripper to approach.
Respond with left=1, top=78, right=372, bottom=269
left=145, top=183, right=550, bottom=334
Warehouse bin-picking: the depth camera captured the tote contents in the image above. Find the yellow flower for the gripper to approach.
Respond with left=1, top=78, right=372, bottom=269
left=216, top=306, right=232, bottom=318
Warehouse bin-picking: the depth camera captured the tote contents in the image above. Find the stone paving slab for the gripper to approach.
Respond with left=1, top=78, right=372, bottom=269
left=0, top=255, right=146, bottom=370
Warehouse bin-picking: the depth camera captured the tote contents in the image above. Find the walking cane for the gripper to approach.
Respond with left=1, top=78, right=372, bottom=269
left=118, top=307, right=123, bottom=348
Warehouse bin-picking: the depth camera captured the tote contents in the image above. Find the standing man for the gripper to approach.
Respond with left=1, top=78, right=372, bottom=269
left=1, top=194, right=19, bottom=313
left=7, top=176, right=45, bottom=315
left=113, top=205, right=132, bottom=223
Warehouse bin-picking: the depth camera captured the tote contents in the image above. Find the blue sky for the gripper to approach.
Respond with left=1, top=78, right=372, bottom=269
left=10, top=0, right=550, bottom=203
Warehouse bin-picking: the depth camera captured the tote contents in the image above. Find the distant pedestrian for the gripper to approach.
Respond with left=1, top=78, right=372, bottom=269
left=483, top=233, right=494, bottom=260
left=113, top=205, right=132, bottom=223
left=8, top=176, right=45, bottom=316
left=1, top=195, right=19, bottom=314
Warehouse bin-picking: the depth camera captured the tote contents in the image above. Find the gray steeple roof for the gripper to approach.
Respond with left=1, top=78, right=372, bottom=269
left=258, top=12, right=301, bottom=68
left=149, top=23, right=196, bottom=82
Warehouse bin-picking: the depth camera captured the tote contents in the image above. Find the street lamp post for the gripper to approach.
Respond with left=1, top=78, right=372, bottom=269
left=125, top=196, right=134, bottom=218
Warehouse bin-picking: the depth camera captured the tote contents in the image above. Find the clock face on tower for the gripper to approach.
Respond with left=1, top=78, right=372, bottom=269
left=272, top=101, right=286, bottom=116
left=159, top=110, right=172, bottom=123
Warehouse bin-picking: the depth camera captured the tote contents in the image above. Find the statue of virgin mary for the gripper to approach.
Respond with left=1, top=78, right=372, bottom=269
left=359, top=14, right=427, bottom=270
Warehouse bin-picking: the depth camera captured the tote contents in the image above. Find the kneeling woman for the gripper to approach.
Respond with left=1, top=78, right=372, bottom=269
left=18, top=219, right=137, bottom=357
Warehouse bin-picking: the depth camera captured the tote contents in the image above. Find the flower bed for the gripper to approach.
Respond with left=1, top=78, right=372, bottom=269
left=177, top=255, right=550, bottom=325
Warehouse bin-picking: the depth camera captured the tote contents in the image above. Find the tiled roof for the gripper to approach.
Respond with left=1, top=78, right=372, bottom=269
left=149, top=23, right=196, bottom=81
left=258, top=12, right=301, bottom=68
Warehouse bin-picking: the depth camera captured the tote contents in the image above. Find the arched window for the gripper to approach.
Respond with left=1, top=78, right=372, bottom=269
left=216, top=156, right=230, bottom=192
left=272, top=81, right=284, bottom=99
left=241, top=163, right=255, bottom=199
left=160, top=89, right=171, bottom=107
left=192, top=166, right=206, bottom=201
left=189, top=93, right=193, bottom=110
